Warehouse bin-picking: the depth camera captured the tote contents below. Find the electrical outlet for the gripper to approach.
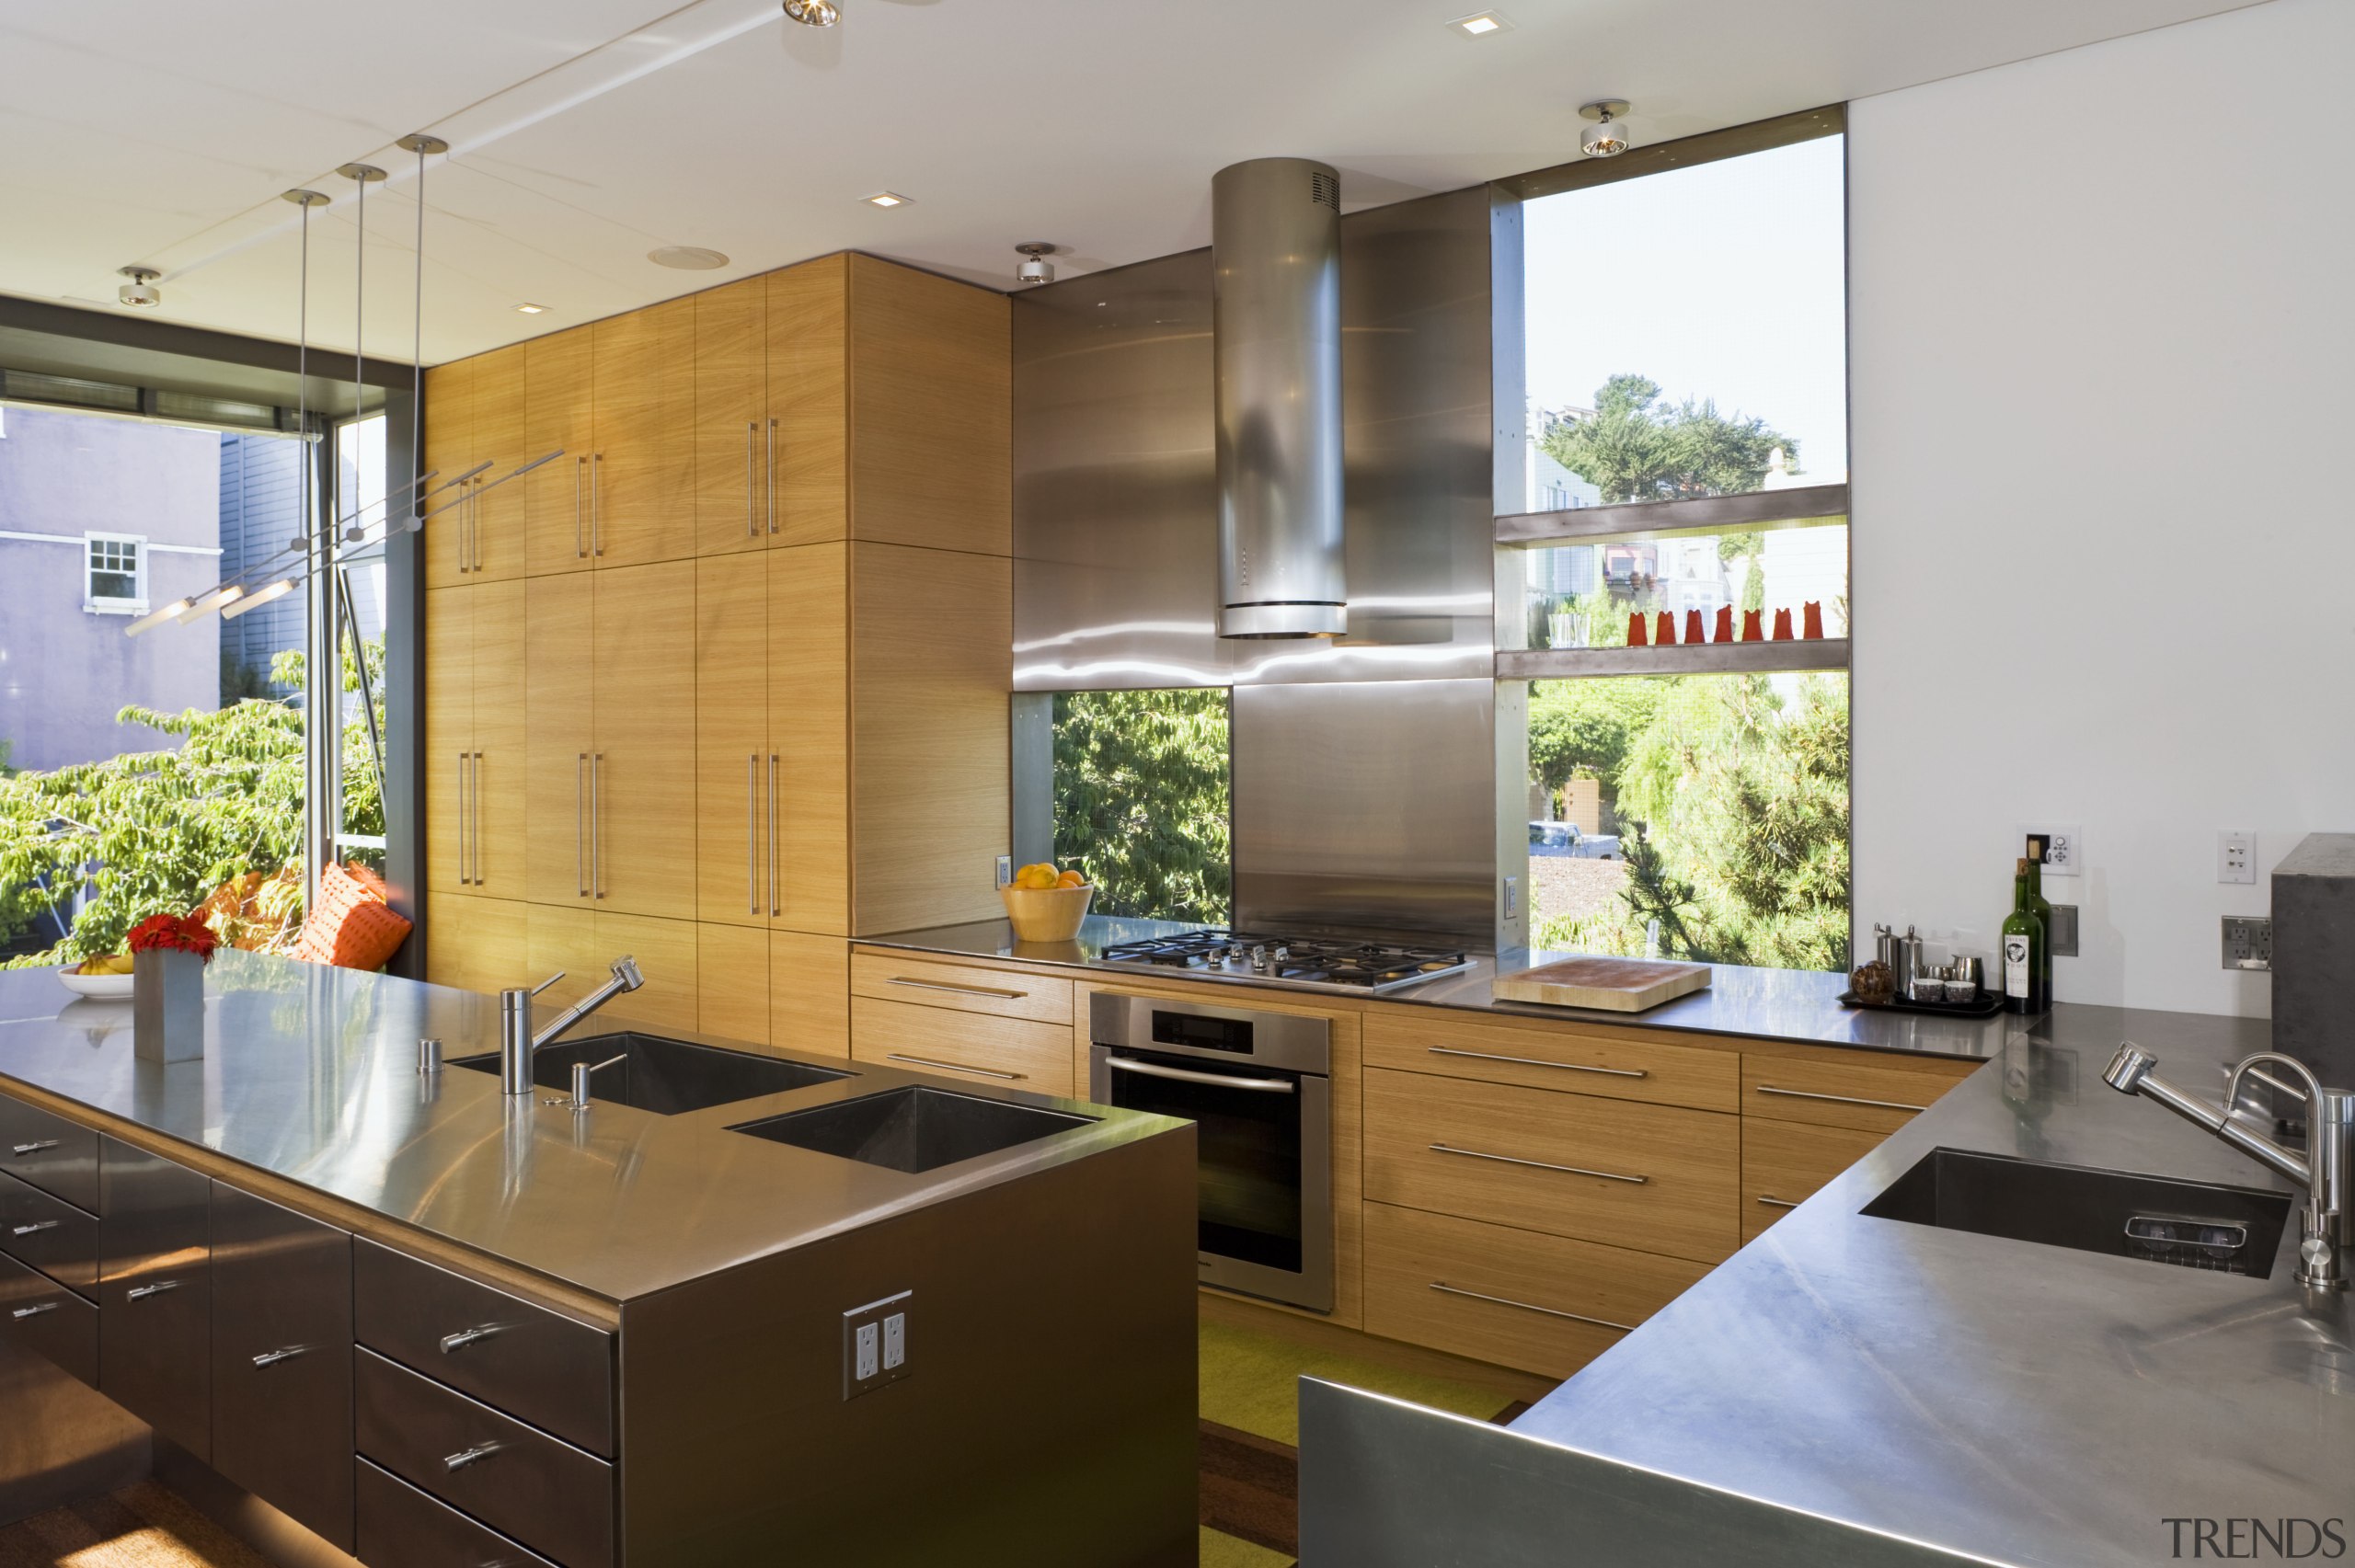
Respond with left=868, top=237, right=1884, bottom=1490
left=843, top=1289, right=913, bottom=1400
left=2017, top=823, right=2084, bottom=878
left=2221, top=916, right=2272, bottom=970
left=2217, top=830, right=2257, bottom=885
left=1503, top=875, right=1521, bottom=921
left=995, top=855, right=1013, bottom=888
left=2048, top=904, right=2079, bottom=957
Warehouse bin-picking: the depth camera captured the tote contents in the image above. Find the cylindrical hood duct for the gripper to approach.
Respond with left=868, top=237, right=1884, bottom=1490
left=1213, top=157, right=1346, bottom=639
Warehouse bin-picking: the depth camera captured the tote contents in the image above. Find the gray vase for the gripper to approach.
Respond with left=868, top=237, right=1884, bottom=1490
left=132, top=948, right=207, bottom=1063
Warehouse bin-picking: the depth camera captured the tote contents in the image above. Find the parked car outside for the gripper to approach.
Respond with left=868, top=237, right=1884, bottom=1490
left=1529, top=821, right=1620, bottom=860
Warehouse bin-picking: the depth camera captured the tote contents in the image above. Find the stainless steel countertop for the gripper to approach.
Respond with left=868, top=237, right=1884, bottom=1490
left=0, top=953, right=1183, bottom=1305
left=1507, top=1003, right=2352, bottom=1567
left=864, top=916, right=2011, bottom=1061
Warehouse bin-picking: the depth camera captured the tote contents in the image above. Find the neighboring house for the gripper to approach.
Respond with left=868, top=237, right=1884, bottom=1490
left=0, top=407, right=223, bottom=770
left=218, top=431, right=306, bottom=694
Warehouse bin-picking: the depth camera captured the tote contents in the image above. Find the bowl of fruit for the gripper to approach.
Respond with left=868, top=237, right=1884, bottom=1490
left=58, top=953, right=136, bottom=1000
left=1001, top=863, right=1093, bottom=943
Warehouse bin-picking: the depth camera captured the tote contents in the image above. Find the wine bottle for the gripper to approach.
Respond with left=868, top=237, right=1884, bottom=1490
left=2001, top=858, right=2050, bottom=1014
left=2020, top=844, right=2055, bottom=1000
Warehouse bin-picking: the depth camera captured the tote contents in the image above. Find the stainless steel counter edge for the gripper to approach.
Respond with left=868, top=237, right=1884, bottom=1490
left=0, top=954, right=1189, bottom=1306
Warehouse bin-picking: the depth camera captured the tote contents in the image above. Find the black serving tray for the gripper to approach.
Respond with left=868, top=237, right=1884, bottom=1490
left=1838, top=988, right=2006, bottom=1019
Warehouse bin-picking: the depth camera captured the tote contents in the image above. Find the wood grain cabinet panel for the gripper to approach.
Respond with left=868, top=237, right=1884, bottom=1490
left=695, top=276, right=771, bottom=557
left=1363, top=1010, right=1739, bottom=1114
left=590, top=296, right=694, bottom=568
left=771, top=544, right=850, bottom=934
left=765, top=256, right=848, bottom=546
left=851, top=996, right=1074, bottom=1097
left=1740, top=1052, right=1976, bottom=1136
left=523, top=574, right=595, bottom=909
left=468, top=344, right=527, bottom=581
left=421, top=359, right=472, bottom=589
left=591, top=562, right=696, bottom=919
left=1364, top=1067, right=1739, bottom=1265
left=1364, top=1202, right=1708, bottom=1379
left=850, top=952, right=1073, bottom=1025
left=845, top=254, right=1011, bottom=555
left=1742, top=1118, right=1885, bottom=1242
left=425, top=896, right=527, bottom=997
left=423, top=587, right=470, bottom=898
left=427, top=580, right=527, bottom=900
left=523, top=326, right=594, bottom=578
left=695, top=556, right=771, bottom=928
left=529, top=907, right=697, bottom=1032
left=697, top=927, right=852, bottom=1060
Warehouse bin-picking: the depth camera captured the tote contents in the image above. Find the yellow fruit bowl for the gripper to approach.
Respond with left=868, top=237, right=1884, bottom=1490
left=59, top=957, right=135, bottom=1000
left=1001, top=882, right=1093, bottom=944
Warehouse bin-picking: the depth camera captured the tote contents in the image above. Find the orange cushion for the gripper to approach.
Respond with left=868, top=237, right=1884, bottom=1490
left=293, top=863, right=413, bottom=971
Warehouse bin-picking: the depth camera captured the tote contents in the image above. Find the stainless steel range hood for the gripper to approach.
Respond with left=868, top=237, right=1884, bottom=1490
left=1213, top=157, right=1346, bottom=639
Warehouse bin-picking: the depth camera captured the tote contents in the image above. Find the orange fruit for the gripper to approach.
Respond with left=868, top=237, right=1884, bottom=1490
left=1057, top=870, right=1085, bottom=888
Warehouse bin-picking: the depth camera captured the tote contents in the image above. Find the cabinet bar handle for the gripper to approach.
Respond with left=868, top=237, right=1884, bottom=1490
left=592, top=752, right=603, bottom=898
left=10, top=1140, right=59, bottom=1156
left=10, top=1302, right=58, bottom=1320
left=747, top=754, right=760, bottom=914
left=591, top=452, right=603, bottom=556
left=745, top=421, right=757, bottom=538
left=1756, top=1196, right=1800, bottom=1210
left=1108, top=1056, right=1295, bottom=1093
left=1753, top=1085, right=1928, bottom=1114
left=442, top=1442, right=501, bottom=1472
left=250, top=1346, right=306, bottom=1368
left=439, top=1324, right=504, bottom=1354
left=885, top=1053, right=1024, bottom=1082
left=471, top=751, right=484, bottom=886
left=1426, top=1046, right=1647, bottom=1080
left=766, top=418, right=777, bottom=534
left=886, top=977, right=1027, bottom=1001
left=11, top=1221, right=60, bottom=1236
left=575, top=754, right=587, bottom=898
left=455, top=752, right=470, bottom=885
left=767, top=753, right=779, bottom=918
left=126, top=1281, right=180, bottom=1301
left=457, top=482, right=469, bottom=573
left=1429, top=1281, right=1635, bottom=1334
left=1430, top=1141, right=1648, bottom=1185
left=474, top=478, right=486, bottom=571
left=575, top=456, right=585, bottom=558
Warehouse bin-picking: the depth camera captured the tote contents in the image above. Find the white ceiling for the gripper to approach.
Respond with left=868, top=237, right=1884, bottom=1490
left=0, top=0, right=2258, bottom=366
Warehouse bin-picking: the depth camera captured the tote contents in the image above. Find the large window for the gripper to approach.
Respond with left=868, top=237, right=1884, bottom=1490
left=1050, top=688, right=1232, bottom=925
left=1511, top=121, right=1851, bottom=971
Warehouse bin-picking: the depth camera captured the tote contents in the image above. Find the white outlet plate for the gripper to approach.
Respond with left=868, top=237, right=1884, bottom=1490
left=2016, top=823, right=2085, bottom=878
left=2218, top=830, right=2257, bottom=885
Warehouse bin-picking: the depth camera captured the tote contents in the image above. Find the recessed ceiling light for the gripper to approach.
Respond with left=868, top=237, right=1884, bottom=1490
left=1451, top=11, right=1511, bottom=36
left=514, top=303, right=547, bottom=315
left=863, top=191, right=911, bottom=208
left=648, top=246, right=730, bottom=270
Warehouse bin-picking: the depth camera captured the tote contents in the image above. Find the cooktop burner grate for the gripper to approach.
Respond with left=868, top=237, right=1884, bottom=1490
left=1097, top=928, right=1473, bottom=994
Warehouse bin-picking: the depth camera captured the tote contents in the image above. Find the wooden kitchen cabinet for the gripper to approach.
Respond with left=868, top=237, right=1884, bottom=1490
left=469, top=345, right=527, bottom=581
left=526, top=905, right=698, bottom=1033
left=695, top=925, right=849, bottom=1059
left=695, top=555, right=780, bottom=929
left=695, top=276, right=772, bottom=557
left=420, top=358, right=472, bottom=589
left=98, top=1139, right=213, bottom=1461
left=1363, top=1008, right=1740, bottom=1115
left=423, top=896, right=528, bottom=995
left=771, top=544, right=852, bottom=933
left=844, top=254, right=1011, bottom=555
left=1742, top=1117, right=1884, bottom=1242
left=424, top=581, right=526, bottom=900
left=766, top=255, right=848, bottom=545
left=852, top=995, right=1074, bottom=1097
left=523, top=573, right=595, bottom=909
left=523, top=326, right=594, bottom=577
left=1740, top=1050, right=1976, bottom=1136
left=590, top=296, right=694, bottom=568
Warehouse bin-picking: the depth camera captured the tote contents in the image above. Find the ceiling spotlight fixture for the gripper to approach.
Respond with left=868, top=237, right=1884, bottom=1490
left=515, top=303, right=548, bottom=315
left=1451, top=11, right=1511, bottom=36
left=1580, top=99, right=1632, bottom=158
left=1014, top=243, right=1057, bottom=286
left=863, top=191, right=911, bottom=209
left=116, top=267, right=162, bottom=309
left=783, top=0, right=840, bottom=25
left=649, top=246, right=730, bottom=270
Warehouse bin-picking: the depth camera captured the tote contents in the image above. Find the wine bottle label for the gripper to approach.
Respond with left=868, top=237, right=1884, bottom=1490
left=2004, top=934, right=2030, bottom=999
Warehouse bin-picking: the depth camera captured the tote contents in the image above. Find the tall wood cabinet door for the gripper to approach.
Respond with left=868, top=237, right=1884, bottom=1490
left=694, top=278, right=769, bottom=557
left=696, top=923, right=771, bottom=1048
left=421, top=359, right=472, bottom=589
left=469, top=345, right=528, bottom=581
left=765, top=257, right=847, bottom=546
left=845, top=255, right=1013, bottom=555
left=469, top=578, right=529, bottom=898
left=525, top=574, right=596, bottom=909
left=429, top=896, right=528, bottom=995
left=591, top=562, right=696, bottom=918
left=524, top=326, right=595, bottom=578
left=423, top=587, right=471, bottom=897
left=593, top=912, right=698, bottom=1033
left=525, top=904, right=600, bottom=1014
left=591, top=297, right=694, bottom=568
left=772, top=931, right=849, bottom=1059
left=769, top=544, right=849, bottom=935
left=695, top=557, right=768, bottom=928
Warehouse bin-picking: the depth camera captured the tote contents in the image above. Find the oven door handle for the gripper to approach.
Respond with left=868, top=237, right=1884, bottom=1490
left=1104, top=1056, right=1297, bottom=1094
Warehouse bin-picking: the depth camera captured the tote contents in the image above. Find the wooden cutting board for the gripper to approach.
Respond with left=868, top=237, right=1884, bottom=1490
left=1491, top=956, right=1712, bottom=1013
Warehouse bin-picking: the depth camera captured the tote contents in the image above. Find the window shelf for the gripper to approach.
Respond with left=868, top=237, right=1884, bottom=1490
left=1497, top=483, right=1849, bottom=548
left=1499, top=637, right=1849, bottom=681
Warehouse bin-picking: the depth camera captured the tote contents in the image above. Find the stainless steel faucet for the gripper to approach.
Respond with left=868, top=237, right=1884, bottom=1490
left=500, top=956, right=645, bottom=1096
left=2105, top=1044, right=2353, bottom=1291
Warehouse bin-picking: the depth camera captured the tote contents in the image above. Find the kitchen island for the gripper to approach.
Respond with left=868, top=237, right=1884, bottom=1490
left=0, top=952, right=1197, bottom=1568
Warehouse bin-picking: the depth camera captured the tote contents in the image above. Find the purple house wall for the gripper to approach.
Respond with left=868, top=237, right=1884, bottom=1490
left=0, top=407, right=223, bottom=771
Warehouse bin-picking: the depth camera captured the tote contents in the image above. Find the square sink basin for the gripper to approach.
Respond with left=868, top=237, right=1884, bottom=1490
left=731, top=1086, right=1096, bottom=1174
left=1862, top=1148, right=2292, bottom=1278
left=452, top=1032, right=852, bottom=1116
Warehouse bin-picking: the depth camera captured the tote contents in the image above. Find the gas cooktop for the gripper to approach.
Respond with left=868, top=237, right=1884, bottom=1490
left=1097, top=928, right=1474, bottom=994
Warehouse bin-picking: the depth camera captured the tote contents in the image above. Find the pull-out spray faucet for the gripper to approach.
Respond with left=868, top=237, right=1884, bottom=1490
left=499, top=956, right=645, bottom=1096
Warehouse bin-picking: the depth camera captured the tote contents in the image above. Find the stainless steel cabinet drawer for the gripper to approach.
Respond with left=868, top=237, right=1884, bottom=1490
left=0, top=1248, right=98, bottom=1387
left=0, top=1166, right=99, bottom=1296
left=0, top=1094, right=100, bottom=1212
left=98, top=1136, right=212, bottom=1459
left=355, top=1459, right=558, bottom=1568
left=354, top=1240, right=615, bottom=1458
left=212, top=1184, right=354, bottom=1551
left=355, top=1348, right=615, bottom=1568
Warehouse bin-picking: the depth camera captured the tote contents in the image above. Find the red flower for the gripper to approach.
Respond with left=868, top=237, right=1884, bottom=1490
left=127, top=911, right=220, bottom=965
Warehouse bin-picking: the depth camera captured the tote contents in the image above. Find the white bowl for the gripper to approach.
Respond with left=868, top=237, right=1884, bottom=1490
left=58, top=963, right=134, bottom=1001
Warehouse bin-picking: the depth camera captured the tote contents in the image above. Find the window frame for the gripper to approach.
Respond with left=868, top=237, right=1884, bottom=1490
left=84, top=531, right=147, bottom=613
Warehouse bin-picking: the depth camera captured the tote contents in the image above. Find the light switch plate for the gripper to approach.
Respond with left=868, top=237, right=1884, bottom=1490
left=2017, top=823, right=2084, bottom=878
left=2217, top=830, right=2257, bottom=885
left=2048, top=904, right=2079, bottom=957
left=843, top=1289, right=913, bottom=1400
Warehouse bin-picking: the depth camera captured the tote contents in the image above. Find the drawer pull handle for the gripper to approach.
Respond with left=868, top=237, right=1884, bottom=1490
left=1755, top=1195, right=1800, bottom=1210
left=887, top=977, right=1028, bottom=1001
left=439, top=1324, right=506, bottom=1354
left=1429, top=1282, right=1635, bottom=1334
left=1426, top=1047, right=1647, bottom=1080
left=442, top=1442, right=502, bottom=1472
left=1430, top=1142, right=1648, bottom=1185
left=10, top=1140, right=61, bottom=1156
left=10, top=1301, right=59, bottom=1320
left=250, top=1346, right=307, bottom=1368
left=1108, top=1057, right=1295, bottom=1094
left=1753, top=1084, right=1928, bottom=1115
left=125, top=1281, right=180, bottom=1301
left=884, top=1053, right=1024, bottom=1082
left=11, top=1221, right=61, bottom=1236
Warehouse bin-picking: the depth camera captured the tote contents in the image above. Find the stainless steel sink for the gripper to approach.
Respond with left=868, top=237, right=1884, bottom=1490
left=1862, top=1148, right=2293, bottom=1278
left=730, top=1086, right=1096, bottom=1173
left=451, top=1032, right=852, bottom=1115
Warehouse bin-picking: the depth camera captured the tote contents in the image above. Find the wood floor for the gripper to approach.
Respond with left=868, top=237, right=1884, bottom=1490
left=0, top=1482, right=267, bottom=1568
